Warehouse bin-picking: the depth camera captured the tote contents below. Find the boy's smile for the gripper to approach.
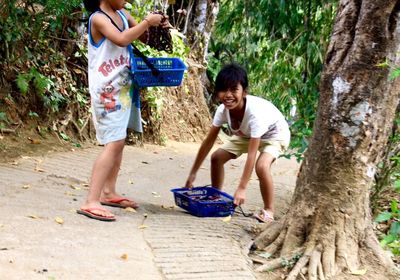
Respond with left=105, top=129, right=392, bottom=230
left=218, top=83, right=247, bottom=112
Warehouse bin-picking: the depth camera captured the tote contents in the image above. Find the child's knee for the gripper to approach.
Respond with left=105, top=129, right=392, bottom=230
left=255, top=161, right=271, bottom=177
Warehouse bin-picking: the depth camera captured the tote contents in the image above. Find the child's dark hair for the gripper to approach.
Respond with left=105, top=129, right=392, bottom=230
left=214, top=63, right=248, bottom=97
left=83, top=0, right=100, bottom=14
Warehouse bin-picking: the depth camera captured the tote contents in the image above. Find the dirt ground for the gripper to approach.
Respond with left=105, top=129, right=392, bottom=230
left=0, top=132, right=300, bottom=280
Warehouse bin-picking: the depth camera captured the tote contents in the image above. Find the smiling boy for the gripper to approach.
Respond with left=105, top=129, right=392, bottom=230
left=185, top=63, right=290, bottom=222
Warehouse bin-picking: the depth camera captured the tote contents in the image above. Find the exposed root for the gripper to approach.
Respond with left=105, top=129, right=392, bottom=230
left=317, top=259, right=326, bottom=280
left=286, top=245, right=314, bottom=280
left=308, top=245, right=322, bottom=280
left=255, top=257, right=287, bottom=272
left=262, top=227, right=287, bottom=256
left=321, top=230, right=336, bottom=278
left=252, top=220, right=284, bottom=250
left=255, top=247, right=304, bottom=273
left=364, top=228, right=394, bottom=268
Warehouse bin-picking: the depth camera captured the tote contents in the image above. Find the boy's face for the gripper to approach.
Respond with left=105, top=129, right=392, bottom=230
left=217, top=83, right=247, bottom=111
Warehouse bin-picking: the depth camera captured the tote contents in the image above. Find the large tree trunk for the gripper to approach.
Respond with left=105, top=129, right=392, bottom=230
left=253, top=1, right=400, bottom=279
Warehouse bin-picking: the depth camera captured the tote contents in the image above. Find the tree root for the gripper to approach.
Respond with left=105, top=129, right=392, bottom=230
left=252, top=220, right=284, bottom=250
left=255, top=247, right=304, bottom=272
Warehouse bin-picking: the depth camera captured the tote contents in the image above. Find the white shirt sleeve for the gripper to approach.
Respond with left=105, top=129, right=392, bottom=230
left=212, top=104, right=227, bottom=127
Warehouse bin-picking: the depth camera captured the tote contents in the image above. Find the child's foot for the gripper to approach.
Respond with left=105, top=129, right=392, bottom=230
left=100, top=194, right=139, bottom=209
left=77, top=204, right=115, bottom=222
left=254, top=209, right=274, bottom=223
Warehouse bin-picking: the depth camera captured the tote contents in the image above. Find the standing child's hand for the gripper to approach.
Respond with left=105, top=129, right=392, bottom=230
left=161, top=15, right=173, bottom=29
left=233, top=188, right=246, bottom=206
left=145, top=13, right=163, bottom=26
left=184, top=173, right=196, bottom=188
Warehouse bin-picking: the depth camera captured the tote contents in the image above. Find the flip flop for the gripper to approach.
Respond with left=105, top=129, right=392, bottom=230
left=100, top=197, right=139, bottom=209
left=77, top=207, right=116, bottom=222
left=254, top=209, right=274, bottom=223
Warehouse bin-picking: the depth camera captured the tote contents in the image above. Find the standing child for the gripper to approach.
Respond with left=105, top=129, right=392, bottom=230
left=77, top=0, right=165, bottom=221
left=185, top=63, right=290, bottom=223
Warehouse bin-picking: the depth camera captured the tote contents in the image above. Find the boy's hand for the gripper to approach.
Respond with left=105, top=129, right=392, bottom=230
left=233, top=188, right=246, bottom=206
left=184, top=173, right=196, bottom=188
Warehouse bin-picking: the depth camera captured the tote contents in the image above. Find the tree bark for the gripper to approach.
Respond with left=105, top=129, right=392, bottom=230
left=254, top=1, right=400, bottom=279
left=186, top=0, right=219, bottom=64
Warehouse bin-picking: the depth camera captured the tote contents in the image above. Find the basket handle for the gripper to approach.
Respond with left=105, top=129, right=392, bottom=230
left=98, top=9, right=160, bottom=77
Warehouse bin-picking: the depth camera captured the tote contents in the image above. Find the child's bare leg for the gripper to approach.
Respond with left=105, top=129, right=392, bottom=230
left=255, top=152, right=275, bottom=216
left=101, top=145, right=123, bottom=197
left=80, top=139, right=125, bottom=215
left=210, top=148, right=236, bottom=189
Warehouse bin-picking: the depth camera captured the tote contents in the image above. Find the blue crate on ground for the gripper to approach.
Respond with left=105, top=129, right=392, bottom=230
left=131, top=57, right=187, bottom=87
left=171, top=186, right=235, bottom=217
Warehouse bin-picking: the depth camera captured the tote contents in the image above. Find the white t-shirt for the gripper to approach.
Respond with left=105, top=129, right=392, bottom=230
left=212, top=95, right=290, bottom=142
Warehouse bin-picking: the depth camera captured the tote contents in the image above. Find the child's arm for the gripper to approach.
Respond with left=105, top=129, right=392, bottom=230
left=92, top=12, right=162, bottom=47
left=185, top=126, right=220, bottom=188
left=233, top=137, right=260, bottom=205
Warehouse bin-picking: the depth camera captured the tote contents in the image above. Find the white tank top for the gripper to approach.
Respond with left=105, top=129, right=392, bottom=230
left=87, top=10, right=132, bottom=144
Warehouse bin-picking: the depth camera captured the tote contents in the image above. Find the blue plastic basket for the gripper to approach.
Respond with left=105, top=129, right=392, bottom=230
left=171, top=186, right=235, bottom=217
left=131, top=57, right=187, bottom=87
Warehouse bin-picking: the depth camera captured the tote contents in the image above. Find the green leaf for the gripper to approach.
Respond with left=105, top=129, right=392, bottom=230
left=395, top=180, right=400, bottom=192
left=389, top=68, right=400, bottom=80
left=59, top=132, right=70, bottom=141
left=389, top=221, right=400, bottom=236
left=391, top=200, right=399, bottom=213
left=16, top=74, right=30, bottom=94
left=375, top=212, right=392, bottom=223
left=380, top=234, right=396, bottom=246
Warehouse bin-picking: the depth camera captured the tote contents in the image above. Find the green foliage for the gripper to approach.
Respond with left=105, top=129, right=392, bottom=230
left=16, top=68, right=51, bottom=96
left=209, top=0, right=337, bottom=159
left=373, top=111, right=400, bottom=257
left=375, top=199, right=400, bottom=256
left=0, top=111, right=8, bottom=129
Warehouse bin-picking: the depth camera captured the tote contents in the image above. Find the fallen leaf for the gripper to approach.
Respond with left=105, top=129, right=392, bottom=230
left=128, top=179, right=134, bottom=184
left=64, top=192, right=77, bottom=197
left=151, top=191, right=161, bottom=198
left=34, top=166, right=45, bottom=172
left=22, top=184, right=31, bottom=189
left=69, top=185, right=81, bottom=190
left=141, top=161, right=149, bottom=164
left=351, top=269, right=367, bottom=275
left=138, top=225, right=148, bottom=229
left=55, top=217, right=64, bottom=225
left=255, top=252, right=272, bottom=259
left=120, top=253, right=128, bottom=260
left=161, top=205, right=175, bottom=209
left=27, top=137, right=41, bottom=144
left=222, top=215, right=231, bottom=223
left=143, top=213, right=148, bottom=218
left=28, top=215, right=40, bottom=219
left=11, top=161, right=19, bottom=166
left=124, top=207, right=136, bottom=213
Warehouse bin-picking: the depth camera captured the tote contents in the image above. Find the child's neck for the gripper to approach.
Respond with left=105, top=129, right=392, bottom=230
left=229, top=97, right=246, bottom=121
left=100, top=2, right=117, bottom=14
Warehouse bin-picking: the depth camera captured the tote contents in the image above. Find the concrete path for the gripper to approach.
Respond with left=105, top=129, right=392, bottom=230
left=0, top=141, right=299, bottom=280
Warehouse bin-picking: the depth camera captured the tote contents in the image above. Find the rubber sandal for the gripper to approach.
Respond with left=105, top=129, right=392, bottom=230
left=100, top=197, right=139, bottom=209
left=77, top=207, right=116, bottom=222
left=254, top=209, right=274, bottom=223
